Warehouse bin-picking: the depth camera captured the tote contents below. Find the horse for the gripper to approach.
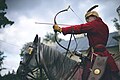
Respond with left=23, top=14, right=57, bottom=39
left=17, top=35, right=82, bottom=80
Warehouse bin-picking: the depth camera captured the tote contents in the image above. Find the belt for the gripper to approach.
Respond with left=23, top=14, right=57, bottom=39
left=94, top=44, right=105, bottom=47
left=94, top=44, right=106, bottom=52
left=88, top=44, right=106, bottom=62
left=86, top=44, right=106, bottom=60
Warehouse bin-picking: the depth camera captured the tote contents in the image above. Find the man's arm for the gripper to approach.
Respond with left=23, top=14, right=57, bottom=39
left=62, top=22, right=94, bottom=35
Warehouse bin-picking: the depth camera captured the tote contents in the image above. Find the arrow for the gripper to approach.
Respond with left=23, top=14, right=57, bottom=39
left=35, top=22, right=73, bottom=26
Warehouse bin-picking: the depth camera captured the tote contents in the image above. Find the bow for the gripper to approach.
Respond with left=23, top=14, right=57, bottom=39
left=53, top=6, right=71, bottom=51
left=53, top=5, right=79, bottom=53
left=53, top=6, right=83, bottom=79
left=53, top=6, right=73, bottom=77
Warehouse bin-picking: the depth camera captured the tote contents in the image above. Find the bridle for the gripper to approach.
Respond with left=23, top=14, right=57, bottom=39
left=17, top=35, right=39, bottom=79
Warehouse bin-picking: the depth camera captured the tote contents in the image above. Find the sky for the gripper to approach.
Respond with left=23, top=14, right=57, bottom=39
left=0, top=0, right=120, bottom=75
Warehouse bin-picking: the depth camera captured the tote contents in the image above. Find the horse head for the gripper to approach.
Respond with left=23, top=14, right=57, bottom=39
left=17, top=35, right=40, bottom=79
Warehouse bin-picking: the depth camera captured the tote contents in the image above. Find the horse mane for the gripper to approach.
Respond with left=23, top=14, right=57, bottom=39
left=17, top=35, right=79, bottom=80
left=40, top=43, right=78, bottom=80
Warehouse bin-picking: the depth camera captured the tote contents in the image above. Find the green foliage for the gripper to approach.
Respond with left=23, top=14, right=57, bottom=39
left=1, top=70, right=20, bottom=80
left=43, top=32, right=62, bottom=43
left=0, top=0, right=7, bottom=11
left=19, top=42, right=32, bottom=58
left=112, top=18, right=120, bottom=30
left=0, top=51, right=6, bottom=72
left=0, top=0, right=14, bottom=28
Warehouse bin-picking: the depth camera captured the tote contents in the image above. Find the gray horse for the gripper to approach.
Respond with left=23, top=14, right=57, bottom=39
left=17, top=35, right=81, bottom=80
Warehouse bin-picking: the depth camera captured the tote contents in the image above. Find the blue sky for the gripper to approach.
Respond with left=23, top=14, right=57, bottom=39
left=0, top=0, right=120, bottom=75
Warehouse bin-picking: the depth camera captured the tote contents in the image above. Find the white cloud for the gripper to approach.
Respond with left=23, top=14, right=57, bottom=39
left=1, top=52, right=21, bottom=76
left=0, top=15, right=54, bottom=75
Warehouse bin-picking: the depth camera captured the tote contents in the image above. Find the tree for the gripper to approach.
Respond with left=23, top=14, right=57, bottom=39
left=0, top=0, right=7, bottom=11
left=19, top=42, right=33, bottom=59
left=0, top=51, right=6, bottom=74
left=0, top=0, right=14, bottom=77
left=0, top=0, right=14, bottom=28
left=43, top=32, right=62, bottom=43
left=1, top=70, right=20, bottom=80
left=112, top=18, right=120, bottom=30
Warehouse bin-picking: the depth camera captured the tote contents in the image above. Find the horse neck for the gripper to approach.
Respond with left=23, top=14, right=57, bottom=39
left=41, top=44, right=77, bottom=80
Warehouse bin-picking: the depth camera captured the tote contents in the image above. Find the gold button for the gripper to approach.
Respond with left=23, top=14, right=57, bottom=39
left=94, top=68, right=101, bottom=75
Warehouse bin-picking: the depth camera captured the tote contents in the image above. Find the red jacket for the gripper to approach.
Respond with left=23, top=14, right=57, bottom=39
left=62, top=18, right=119, bottom=77
left=62, top=18, right=109, bottom=47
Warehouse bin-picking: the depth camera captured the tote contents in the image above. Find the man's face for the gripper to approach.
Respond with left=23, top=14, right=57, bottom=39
left=87, top=16, right=97, bottom=22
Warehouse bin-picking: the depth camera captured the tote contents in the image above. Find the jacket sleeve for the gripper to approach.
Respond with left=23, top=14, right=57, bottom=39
left=62, top=22, right=94, bottom=35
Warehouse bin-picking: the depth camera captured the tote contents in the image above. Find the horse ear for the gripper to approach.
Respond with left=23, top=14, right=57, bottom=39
left=33, top=34, right=38, bottom=44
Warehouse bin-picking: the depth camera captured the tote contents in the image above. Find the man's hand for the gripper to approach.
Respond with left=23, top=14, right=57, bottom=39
left=53, top=24, right=62, bottom=33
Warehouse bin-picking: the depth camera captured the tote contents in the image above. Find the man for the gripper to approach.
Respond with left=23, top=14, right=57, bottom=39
left=53, top=5, right=120, bottom=80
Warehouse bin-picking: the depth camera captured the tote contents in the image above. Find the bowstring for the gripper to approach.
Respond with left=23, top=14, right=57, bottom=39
left=69, top=6, right=85, bottom=53
left=69, top=6, right=84, bottom=23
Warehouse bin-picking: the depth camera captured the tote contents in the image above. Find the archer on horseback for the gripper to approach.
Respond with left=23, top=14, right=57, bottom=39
left=53, top=5, right=120, bottom=80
